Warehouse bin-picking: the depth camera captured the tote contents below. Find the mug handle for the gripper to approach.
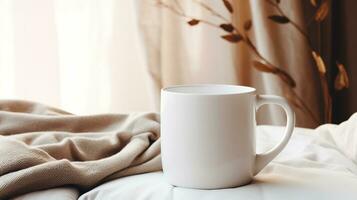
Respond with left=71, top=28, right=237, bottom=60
left=253, top=95, right=295, bottom=175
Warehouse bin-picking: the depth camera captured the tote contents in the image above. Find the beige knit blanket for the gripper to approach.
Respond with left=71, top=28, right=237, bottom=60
left=0, top=100, right=161, bottom=199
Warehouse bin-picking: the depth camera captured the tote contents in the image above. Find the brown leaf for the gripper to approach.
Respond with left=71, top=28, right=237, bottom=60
left=268, top=15, right=290, bottom=24
left=253, top=60, right=296, bottom=87
left=315, top=1, right=329, bottom=22
left=222, top=0, right=233, bottom=13
left=187, top=19, right=200, bottom=26
left=334, top=62, right=349, bottom=90
left=310, top=0, right=318, bottom=7
left=276, top=69, right=296, bottom=88
left=244, top=20, right=252, bottom=31
left=284, top=91, right=303, bottom=109
left=252, top=60, right=278, bottom=73
left=221, top=34, right=242, bottom=43
left=312, top=51, right=326, bottom=74
left=220, top=23, right=234, bottom=32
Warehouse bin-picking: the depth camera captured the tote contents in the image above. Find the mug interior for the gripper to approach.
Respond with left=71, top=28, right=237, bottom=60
left=163, top=84, right=256, bottom=95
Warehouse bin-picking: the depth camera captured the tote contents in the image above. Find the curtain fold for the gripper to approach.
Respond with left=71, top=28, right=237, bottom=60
left=136, top=0, right=324, bottom=128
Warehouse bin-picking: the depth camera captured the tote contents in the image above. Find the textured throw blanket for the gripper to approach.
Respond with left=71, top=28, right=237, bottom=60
left=0, top=100, right=161, bottom=199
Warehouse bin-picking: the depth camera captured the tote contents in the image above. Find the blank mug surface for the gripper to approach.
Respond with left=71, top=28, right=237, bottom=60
left=160, top=84, right=295, bottom=189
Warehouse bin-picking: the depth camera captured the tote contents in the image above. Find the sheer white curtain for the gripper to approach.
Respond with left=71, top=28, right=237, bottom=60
left=0, top=0, right=152, bottom=114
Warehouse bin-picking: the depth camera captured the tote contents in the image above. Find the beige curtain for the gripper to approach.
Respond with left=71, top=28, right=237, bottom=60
left=136, top=0, right=324, bottom=128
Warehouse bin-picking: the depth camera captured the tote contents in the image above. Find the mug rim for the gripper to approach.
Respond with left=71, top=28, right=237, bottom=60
left=162, top=84, right=256, bottom=96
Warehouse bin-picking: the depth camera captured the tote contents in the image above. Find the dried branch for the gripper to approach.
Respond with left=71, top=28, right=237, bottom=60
left=157, top=0, right=322, bottom=125
left=157, top=1, right=220, bottom=29
left=266, top=0, right=312, bottom=47
left=173, top=0, right=184, bottom=14
left=266, top=0, right=338, bottom=123
left=193, top=0, right=231, bottom=23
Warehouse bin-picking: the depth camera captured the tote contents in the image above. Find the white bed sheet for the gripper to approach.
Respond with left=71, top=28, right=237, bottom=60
left=79, top=125, right=357, bottom=200
left=11, top=187, right=79, bottom=200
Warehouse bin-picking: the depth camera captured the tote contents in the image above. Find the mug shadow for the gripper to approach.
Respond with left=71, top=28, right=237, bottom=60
left=173, top=177, right=286, bottom=191
left=251, top=178, right=276, bottom=185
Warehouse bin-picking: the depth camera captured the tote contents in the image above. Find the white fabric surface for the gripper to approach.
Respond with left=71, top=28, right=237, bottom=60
left=12, top=187, right=79, bottom=200
left=13, top=114, right=357, bottom=199
left=79, top=123, right=357, bottom=200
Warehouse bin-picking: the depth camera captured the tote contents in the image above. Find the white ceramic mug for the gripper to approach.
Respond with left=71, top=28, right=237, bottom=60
left=161, top=84, right=295, bottom=189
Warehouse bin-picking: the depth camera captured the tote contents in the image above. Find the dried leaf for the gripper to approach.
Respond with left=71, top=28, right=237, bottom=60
left=334, top=62, right=349, bottom=90
left=221, top=34, right=242, bottom=43
left=222, top=0, right=233, bottom=13
left=312, top=51, right=326, bottom=74
left=220, top=23, right=234, bottom=32
left=310, top=0, right=318, bottom=7
left=315, top=1, right=329, bottom=22
left=268, top=15, right=290, bottom=24
left=276, top=69, right=296, bottom=88
left=253, top=60, right=296, bottom=87
left=284, top=91, right=302, bottom=109
left=244, top=20, right=252, bottom=31
left=252, top=60, right=278, bottom=73
left=187, top=19, right=200, bottom=26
